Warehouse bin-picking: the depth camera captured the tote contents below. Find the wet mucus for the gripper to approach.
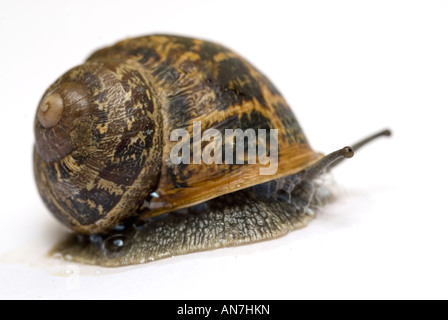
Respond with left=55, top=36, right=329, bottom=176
left=52, top=172, right=331, bottom=267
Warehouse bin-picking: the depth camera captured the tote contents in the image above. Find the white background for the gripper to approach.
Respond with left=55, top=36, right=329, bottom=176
left=0, top=0, right=447, bottom=300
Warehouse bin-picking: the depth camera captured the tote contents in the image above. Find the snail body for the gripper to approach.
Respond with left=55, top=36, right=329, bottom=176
left=34, top=35, right=390, bottom=266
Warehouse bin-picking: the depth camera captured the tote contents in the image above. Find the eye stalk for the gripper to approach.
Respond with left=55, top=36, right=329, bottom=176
left=327, top=129, right=392, bottom=171
left=299, top=129, right=392, bottom=181
left=299, top=146, right=355, bottom=181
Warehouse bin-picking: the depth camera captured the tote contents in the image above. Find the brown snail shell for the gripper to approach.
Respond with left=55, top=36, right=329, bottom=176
left=33, top=35, right=390, bottom=266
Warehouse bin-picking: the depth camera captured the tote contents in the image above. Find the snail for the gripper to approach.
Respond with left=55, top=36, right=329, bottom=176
left=34, top=35, right=390, bottom=267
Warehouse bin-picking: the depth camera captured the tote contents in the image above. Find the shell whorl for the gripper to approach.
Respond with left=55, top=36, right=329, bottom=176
left=34, top=61, right=162, bottom=234
left=34, top=35, right=321, bottom=235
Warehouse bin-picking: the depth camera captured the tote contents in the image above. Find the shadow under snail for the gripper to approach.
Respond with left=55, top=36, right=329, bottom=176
left=33, top=34, right=391, bottom=267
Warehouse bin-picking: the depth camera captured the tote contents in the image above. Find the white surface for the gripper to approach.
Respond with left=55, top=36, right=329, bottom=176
left=0, top=0, right=447, bottom=300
